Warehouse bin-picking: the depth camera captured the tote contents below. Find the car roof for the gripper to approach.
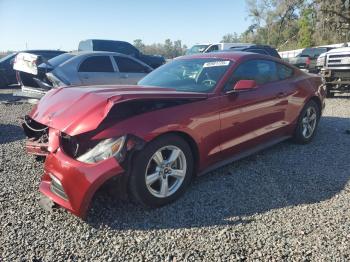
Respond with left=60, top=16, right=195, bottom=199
left=69, top=51, right=129, bottom=56
left=178, top=51, right=287, bottom=66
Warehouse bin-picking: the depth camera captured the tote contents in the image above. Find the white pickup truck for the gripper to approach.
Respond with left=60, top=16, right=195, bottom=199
left=320, top=47, right=350, bottom=97
left=185, top=43, right=249, bottom=55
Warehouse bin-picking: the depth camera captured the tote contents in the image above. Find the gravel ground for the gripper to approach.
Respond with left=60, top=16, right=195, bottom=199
left=1, top=87, right=350, bottom=261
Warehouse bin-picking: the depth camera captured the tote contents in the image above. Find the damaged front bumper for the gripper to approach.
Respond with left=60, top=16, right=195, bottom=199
left=22, top=115, right=50, bottom=156
left=41, top=148, right=125, bottom=218
left=26, top=137, right=49, bottom=156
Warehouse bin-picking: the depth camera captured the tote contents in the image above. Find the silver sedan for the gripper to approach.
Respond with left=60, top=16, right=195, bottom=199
left=14, top=51, right=153, bottom=99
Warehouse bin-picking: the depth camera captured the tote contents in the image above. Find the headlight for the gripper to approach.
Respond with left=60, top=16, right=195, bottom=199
left=77, top=136, right=126, bottom=164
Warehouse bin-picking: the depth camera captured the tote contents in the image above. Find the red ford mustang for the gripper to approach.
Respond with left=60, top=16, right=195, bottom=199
left=23, top=52, right=326, bottom=218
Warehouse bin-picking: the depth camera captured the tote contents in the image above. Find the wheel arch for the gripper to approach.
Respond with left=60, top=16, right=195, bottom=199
left=307, top=95, right=322, bottom=113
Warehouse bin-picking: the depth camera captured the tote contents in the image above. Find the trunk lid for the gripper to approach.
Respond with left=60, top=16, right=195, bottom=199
left=29, top=85, right=208, bottom=136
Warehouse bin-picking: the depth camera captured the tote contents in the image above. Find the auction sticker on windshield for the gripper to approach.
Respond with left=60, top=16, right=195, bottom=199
left=203, top=61, right=230, bottom=67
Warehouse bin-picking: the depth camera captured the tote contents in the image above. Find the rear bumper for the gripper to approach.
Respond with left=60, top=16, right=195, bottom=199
left=40, top=149, right=125, bottom=218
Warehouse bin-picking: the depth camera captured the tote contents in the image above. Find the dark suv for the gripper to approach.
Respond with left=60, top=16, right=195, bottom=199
left=227, top=44, right=281, bottom=58
left=0, top=50, right=66, bottom=88
left=78, top=39, right=166, bottom=69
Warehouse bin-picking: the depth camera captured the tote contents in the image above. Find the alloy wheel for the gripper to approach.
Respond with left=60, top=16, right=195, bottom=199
left=145, top=145, right=187, bottom=198
left=301, top=106, right=317, bottom=139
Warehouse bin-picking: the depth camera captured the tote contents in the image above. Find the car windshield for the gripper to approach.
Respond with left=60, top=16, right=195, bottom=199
left=47, top=53, right=75, bottom=67
left=138, top=58, right=232, bottom=93
left=0, top=53, right=15, bottom=63
left=186, top=45, right=210, bottom=55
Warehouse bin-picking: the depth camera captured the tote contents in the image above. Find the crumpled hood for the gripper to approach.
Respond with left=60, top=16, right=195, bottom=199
left=29, top=85, right=208, bottom=136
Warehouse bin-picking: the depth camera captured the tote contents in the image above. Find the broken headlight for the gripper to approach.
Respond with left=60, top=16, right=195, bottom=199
left=77, top=136, right=126, bottom=164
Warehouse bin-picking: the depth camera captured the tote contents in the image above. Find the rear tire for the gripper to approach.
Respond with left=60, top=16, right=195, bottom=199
left=293, top=100, right=320, bottom=144
left=128, top=134, right=194, bottom=208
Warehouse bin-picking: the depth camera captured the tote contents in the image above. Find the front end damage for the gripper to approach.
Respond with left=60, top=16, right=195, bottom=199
left=39, top=130, right=145, bottom=218
left=22, top=86, right=207, bottom=217
left=23, top=115, right=49, bottom=156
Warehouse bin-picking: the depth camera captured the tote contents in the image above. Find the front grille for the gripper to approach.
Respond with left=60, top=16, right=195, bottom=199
left=327, top=53, right=350, bottom=68
left=327, top=64, right=350, bottom=67
left=50, top=180, right=68, bottom=200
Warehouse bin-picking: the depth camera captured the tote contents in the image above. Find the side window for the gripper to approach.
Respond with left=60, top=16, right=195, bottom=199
left=206, top=45, right=219, bottom=53
left=114, top=56, right=147, bottom=73
left=276, top=63, right=294, bottom=80
left=78, top=56, right=114, bottom=72
left=314, top=48, right=327, bottom=57
left=300, top=48, right=313, bottom=58
left=230, top=59, right=278, bottom=86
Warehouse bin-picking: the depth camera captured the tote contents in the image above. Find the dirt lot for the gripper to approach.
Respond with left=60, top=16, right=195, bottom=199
left=1, top=87, right=350, bottom=261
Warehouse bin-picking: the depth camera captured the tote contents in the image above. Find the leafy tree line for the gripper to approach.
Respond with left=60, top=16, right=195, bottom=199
left=220, top=0, right=350, bottom=51
left=134, top=1, right=350, bottom=57
left=133, top=39, right=187, bottom=59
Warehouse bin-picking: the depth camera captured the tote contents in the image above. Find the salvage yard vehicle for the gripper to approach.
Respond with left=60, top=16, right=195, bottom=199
left=286, top=47, right=331, bottom=73
left=14, top=51, right=153, bottom=99
left=185, top=43, right=249, bottom=55
left=0, top=50, right=65, bottom=88
left=78, top=39, right=166, bottom=69
left=186, top=43, right=281, bottom=59
left=22, top=52, right=325, bottom=218
left=321, top=47, right=350, bottom=97
left=225, top=44, right=281, bottom=58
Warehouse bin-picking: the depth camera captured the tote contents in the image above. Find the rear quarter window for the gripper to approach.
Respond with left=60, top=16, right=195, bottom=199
left=276, top=63, right=294, bottom=80
left=78, top=56, right=114, bottom=72
left=114, top=56, right=147, bottom=73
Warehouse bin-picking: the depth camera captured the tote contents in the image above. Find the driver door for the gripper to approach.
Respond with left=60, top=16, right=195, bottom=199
left=218, top=59, right=290, bottom=159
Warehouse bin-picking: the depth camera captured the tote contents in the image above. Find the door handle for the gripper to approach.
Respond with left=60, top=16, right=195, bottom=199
left=121, top=74, right=129, bottom=79
left=82, top=74, right=89, bottom=79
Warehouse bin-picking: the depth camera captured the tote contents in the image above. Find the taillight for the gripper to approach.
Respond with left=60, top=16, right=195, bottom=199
left=306, top=57, right=311, bottom=66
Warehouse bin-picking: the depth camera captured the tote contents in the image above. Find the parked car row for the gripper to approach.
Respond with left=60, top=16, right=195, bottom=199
left=283, top=47, right=334, bottom=73
left=185, top=43, right=281, bottom=58
left=279, top=45, right=350, bottom=97
left=318, top=46, right=350, bottom=97
left=0, top=50, right=66, bottom=87
left=10, top=39, right=167, bottom=98
left=8, top=40, right=284, bottom=99
left=21, top=51, right=325, bottom=218
left=14, top=51, right=153, bottom=98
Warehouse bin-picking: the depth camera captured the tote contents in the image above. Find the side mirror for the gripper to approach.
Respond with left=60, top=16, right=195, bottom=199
left=233, top=79, right=257, bottom=91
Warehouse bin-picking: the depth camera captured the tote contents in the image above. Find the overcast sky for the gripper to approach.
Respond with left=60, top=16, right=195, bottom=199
left=0, top=0, right=250, bottom=51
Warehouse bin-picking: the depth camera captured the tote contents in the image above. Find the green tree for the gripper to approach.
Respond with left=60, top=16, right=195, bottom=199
left=133, top=39, right=145, bottom=52
left=298, top=8, right=314, bottom=47
left=221, top=33, right=240, bottom=43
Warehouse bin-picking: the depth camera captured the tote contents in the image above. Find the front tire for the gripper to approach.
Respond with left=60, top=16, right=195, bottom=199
left=293, top=100, right=320, bottom=144
left=326, top=85, right=334, bottom=98
left=128, top=134, right=194, bottom=207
